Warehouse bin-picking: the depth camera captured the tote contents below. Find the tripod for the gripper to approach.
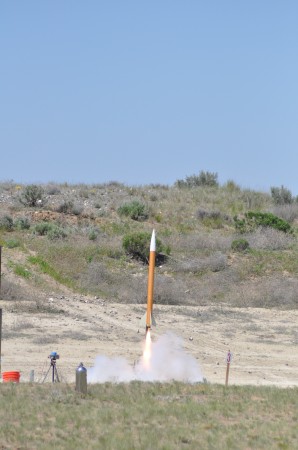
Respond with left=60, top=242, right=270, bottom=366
left=42, top=357, right=60, bottom=383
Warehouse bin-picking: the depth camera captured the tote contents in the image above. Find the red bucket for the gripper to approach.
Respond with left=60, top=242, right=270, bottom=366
left=2, top=371, right=21, bottom=383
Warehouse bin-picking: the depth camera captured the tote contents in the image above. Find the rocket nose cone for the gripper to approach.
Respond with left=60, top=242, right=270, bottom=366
left=150, top=229, right=156, bottom=251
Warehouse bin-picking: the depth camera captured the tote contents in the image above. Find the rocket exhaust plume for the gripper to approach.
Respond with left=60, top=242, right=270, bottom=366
left=87, top=332, right=203, bottom=383
left=142, top=329, right=152, bottom=369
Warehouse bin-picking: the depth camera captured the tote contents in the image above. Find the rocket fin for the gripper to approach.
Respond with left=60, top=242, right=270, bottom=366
left=140, top=313, right=147, bottom=328
left=140, top=312, right=156, bottom=328
left=151, top=313, right=156, bottom=326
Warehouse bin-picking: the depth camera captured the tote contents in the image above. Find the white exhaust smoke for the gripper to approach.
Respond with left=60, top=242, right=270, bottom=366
left=87, top=332, right=203, bottom=383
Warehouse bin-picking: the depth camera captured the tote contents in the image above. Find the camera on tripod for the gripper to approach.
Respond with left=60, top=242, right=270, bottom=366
left=48, top=351, right=60, bottom=362
left=43, top=351, right=61, bottom=383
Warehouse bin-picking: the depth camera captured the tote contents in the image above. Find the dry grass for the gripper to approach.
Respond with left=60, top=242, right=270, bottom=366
left=272, top=204, right=298, bottom=223
left=169, top=231, right=234, bottom=252
left=0, top=279, right=31, bottom=301
left=0, top=383, right=297, bottom=450
left=224, top=276, right=298, bottom=309
left=168, top=252, right=228, bottom=274
left=244, top=228, right=295, bottom=250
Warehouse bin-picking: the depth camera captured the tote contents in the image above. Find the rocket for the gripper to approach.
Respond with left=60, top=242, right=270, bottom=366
left=141, top=229, right=157, bottom=334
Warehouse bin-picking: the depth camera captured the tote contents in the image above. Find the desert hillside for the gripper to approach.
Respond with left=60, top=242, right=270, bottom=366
left=0, top=178, right=297, bottom=386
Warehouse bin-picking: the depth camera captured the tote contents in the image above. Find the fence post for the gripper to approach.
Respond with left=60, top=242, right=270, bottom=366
left=225, top=350, right=232, bottom=387
left=0, top=308, right=2, bottom=379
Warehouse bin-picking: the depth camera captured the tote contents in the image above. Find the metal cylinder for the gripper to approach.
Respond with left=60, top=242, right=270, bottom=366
left=76, top=362, right=87, bottom=395
left=29, top=369, right=35, bottom=383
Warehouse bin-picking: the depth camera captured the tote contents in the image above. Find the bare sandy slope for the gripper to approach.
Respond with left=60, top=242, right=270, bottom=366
left=1, top=290, right=297, bottom=387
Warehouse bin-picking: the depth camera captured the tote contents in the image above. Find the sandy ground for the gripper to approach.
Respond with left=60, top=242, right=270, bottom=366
left=0, top=292, right=297, bottom=387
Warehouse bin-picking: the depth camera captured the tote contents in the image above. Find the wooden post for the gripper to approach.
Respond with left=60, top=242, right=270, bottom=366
left=0, top=246, right=3, bottom=378
left=225, top=350, right=232, bottom=387
left=0, top=245, right=2, bottom=295
left=0, top=308, right=2, bottom=379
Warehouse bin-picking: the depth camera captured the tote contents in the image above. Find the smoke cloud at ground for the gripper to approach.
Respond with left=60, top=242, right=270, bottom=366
left=87, top=332, right=203, bottom=383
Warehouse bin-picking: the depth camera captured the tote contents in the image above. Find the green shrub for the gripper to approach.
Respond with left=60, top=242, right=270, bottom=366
left=233, top=216, right=248, bottom=233
left=5, top=239, right=20, bottom=249
left=47, top=225, right=67, bottom=240
left=246, top=211, right=292, bottom=233
left=56, top=201, right=74, bottom=214
left=122, top=232, right=170, bottom=264
left=57, top=201, right=83, bottom=216
left=271, top=185, right=293, bottom=205
left=197, top=209, right=229, bottom=229
left=117, top=201, right=148, bottom=221
left=71, top=204, right=84, bottom=216
left=33, top=222, right=67, bottom=239
left=14, top=217, right=31, bottom=230
left=234, top=211, right=292, bottom=234
left=231, top=239, right=250, bottom=252
left=20, top=184, right=45, bottom=207
left=34, top=222, right=54, bottom=236
left=88, top=228, right=98, bottom=241
left=0, top=215, right=14, bottom=231
left=175, top=171, right=218, bottom=188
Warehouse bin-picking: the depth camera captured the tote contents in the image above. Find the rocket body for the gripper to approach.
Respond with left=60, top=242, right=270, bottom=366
left=140, top=230, right=157, bottom=334
left=146, top=230, right=156, bottom=331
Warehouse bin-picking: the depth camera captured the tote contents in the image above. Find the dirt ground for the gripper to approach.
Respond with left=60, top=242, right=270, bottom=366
left=1, top=289, right=297, bottom=387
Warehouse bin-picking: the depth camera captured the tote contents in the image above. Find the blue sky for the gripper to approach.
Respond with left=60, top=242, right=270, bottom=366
left=1, top=1, right=297, bottom=193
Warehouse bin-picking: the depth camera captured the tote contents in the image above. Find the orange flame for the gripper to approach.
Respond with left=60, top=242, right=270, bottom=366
left=143, top=330, right=152, bottom=369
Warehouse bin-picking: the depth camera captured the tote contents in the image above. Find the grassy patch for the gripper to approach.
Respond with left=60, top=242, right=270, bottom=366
left=247, top=250, right=298, bottom=276
left=27, top=255, right=74, bottom=288
left=0, top=383, right=297, bottom=449
left=8, top=261, right=31, bottom=279
left=4, top=238, right=21, bottom=249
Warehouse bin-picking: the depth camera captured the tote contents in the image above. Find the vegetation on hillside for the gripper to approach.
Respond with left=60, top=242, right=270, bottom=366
left=0, top=175, right=297, bottom=308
